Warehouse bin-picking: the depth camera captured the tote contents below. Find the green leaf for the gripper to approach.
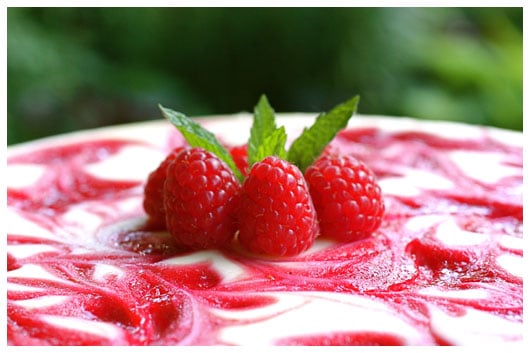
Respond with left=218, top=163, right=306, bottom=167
left=253, top=126, right=287, bottom=163
left=248, top=95, right=277, bottom=166
left=159, top=104, right=244, bottom=181
left=287, top=95, right=360, bottom=172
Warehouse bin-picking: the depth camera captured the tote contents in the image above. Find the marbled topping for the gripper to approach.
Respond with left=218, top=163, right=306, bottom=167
left=7, top=115, right=523, bottom=345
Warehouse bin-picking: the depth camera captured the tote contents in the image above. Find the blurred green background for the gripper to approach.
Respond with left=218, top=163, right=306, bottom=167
left=7, top=7, right=523, bottom=145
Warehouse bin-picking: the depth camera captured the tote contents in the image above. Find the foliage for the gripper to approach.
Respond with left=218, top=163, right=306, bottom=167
left=7, top=8, right=522, bottom=145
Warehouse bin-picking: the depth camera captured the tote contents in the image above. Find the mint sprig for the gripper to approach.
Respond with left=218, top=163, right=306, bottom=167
left=159, top=94, right=359, bottom=181
left=159, top=104, right=244, bottom=181
left=248, top=95, right=278, bottom=166
left=287, top=95, right=359, bottom=172
left=253, top=126, right=287, bottom=163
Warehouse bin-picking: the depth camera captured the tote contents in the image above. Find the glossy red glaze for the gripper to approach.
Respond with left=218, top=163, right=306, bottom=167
left=7, top=120, right=523, bottom=345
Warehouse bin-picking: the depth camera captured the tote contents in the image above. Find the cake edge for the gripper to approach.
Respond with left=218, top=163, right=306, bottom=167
left=7, top=113, right=523, bottom=158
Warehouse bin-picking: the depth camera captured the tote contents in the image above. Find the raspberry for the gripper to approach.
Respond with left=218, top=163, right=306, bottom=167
left=143, top=147, right=184, bottom=228
left=164, top=147, right=241, bottom=249
left=228, top=144, right=249, bottom=177
left=237, top=156, right=319, bottom=257
left=304, top=154, right=385, bottom=242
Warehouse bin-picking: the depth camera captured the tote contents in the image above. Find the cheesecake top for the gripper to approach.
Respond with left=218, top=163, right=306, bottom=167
left=7, top=114, right=523, bottom=345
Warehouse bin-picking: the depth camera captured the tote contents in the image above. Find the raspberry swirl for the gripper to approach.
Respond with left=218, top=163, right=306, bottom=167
left=7, top=115, right=523, bottom=345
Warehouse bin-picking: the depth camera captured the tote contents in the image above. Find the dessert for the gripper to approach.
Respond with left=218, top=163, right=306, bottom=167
left=6, top=109, right=523, bottom=345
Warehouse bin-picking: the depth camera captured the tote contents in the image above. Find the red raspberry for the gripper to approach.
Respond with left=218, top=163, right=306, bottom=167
left=143, top=147, right=184, bottom=229
left=164, top=147, right=241, bottom=249
left=304, top=154, right=385, bottom=242
left=237, top=156, right=319, bottom=257
left=228, top=144, right=249, bottom=177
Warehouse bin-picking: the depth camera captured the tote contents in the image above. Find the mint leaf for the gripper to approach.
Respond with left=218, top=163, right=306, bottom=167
left=248, top=95, right=277, bottom=166
left=253, top=126, right=287, bottom=163
left=287, top=95, right=359, bottom=172
left=159, top=104, right=244, bottom=181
